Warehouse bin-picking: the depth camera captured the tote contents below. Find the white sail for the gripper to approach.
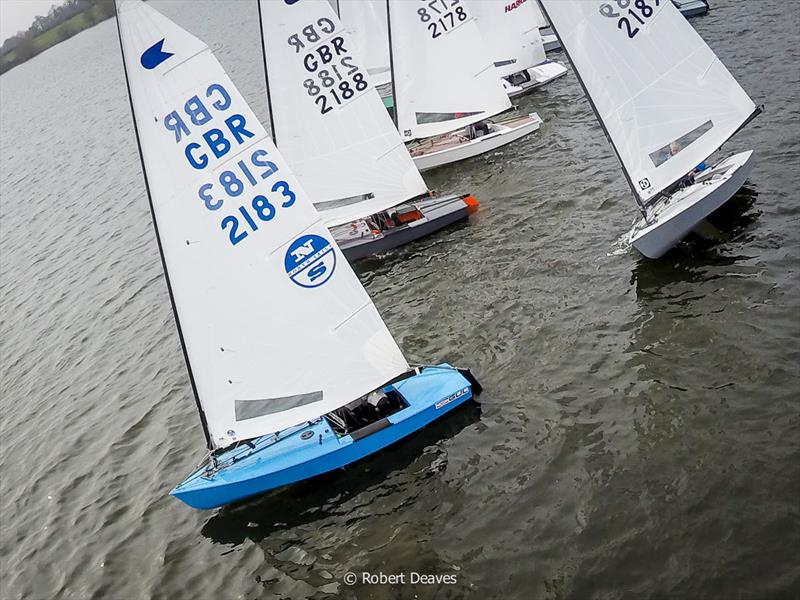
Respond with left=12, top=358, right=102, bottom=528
left=539, top=0, right=758, bottom=204
left=388, top=0, right=512, bottom=141
left=259, top=0, right=428, bottom=228
left=469, top=0, right=546, bottom=78
left=338, top=0, right=391, bottom=88
left=116, top=0, right=408, bottom=449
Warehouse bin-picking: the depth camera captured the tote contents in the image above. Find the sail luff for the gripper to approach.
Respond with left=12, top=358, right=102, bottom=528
left=116, top=0, right=409, bottom=448
left=113, top=0, right=212, bottom=449
left=386, top=0, right=399, bottom=129
left=536, top=0, right=645, bottom=211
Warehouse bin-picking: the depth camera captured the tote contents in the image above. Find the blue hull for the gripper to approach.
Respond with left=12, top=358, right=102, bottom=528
left=171, top=365, right=479, bottom=509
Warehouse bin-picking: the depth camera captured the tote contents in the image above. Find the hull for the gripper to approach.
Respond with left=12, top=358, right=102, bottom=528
left=672, top=0, right=710, bottom=17
left=333, top=194, right=477, bottom=261
left=631, top=150, right=754, bottom=259
left=410, top=113, right=543, bottom=172
left=171, top=365, right=480, bottom=509
left=505, top=61, right=568, bottom=99
left=541, top=29, right=561, bottom=52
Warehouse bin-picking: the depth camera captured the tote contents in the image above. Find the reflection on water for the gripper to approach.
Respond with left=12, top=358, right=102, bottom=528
left=201, top=402, right=482, bottom=545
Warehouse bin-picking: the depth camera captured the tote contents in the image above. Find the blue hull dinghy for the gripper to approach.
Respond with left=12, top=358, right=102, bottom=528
left=116, top=0, right=484, bottom=511
left=171, top=365, right=480, bottom=510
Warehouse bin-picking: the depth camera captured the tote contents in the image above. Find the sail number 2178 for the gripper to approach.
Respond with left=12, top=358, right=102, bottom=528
left=599, top=0, right=661, bottom=39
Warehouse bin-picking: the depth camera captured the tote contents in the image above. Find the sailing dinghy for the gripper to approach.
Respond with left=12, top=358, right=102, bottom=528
left=539, top=0, right=761, bottom=258
left=469, top=0, right=567, bottom=98
left=258, top=0, right=479, bottom=261
left=115, top=0, right=481, bottom=510
left=387, top=0, right=542, bottom=172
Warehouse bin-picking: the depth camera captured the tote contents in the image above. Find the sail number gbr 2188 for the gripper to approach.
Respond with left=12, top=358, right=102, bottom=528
left=288, top=17, right=368, bottom=115
left=599, top=0, right=661, bottom=39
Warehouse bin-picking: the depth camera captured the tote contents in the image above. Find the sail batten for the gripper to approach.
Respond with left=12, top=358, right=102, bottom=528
left=116, top=0, right=409, bottom=449
left=259, top=0, right=428, bottom=227
left=539, top=0, right=757, bottom=205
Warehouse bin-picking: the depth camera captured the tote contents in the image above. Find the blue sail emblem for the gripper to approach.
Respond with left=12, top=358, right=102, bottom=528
left=140, top=39, right=173, bottom=70
left=284, top=235, right=336, bottom=288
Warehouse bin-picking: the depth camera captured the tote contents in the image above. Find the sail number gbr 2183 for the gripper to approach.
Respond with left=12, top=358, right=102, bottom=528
left=599, top=0, right=661, bottom=39
left=197, top=148, right=296, bottom=247
left=288, top=17, right=368, bottom=115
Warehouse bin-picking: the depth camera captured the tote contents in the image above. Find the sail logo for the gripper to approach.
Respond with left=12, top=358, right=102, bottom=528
left=141, top=39, right=174, bottom=70
left=504, top=0, right=527, bottom=12
left=285, top=234, right=336, bottom=288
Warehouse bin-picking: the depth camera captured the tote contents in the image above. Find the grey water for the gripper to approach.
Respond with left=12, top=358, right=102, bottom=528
left=1, top=1, right=798, bottom=598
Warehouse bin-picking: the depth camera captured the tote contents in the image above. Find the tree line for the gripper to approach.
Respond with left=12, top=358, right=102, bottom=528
left=1, top=0, right=115, bottom=74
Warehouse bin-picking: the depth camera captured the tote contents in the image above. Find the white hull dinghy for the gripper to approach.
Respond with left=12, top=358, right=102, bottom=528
left=410, top=113, right=542, bottom=173
left=114, top=0, right=482, bottom=510
left=672, top=0, right=710, bottom=18
left=386, top=0, right=540, bottom=171
left=540, top=0, right=761, bottom=258
left=469, top=0, right=567, bottom=98
left=631, top=151, right=754, bottom=258
left=502, top=61, right=568, bottom=99
left=259, top=0, right=480, bottom=260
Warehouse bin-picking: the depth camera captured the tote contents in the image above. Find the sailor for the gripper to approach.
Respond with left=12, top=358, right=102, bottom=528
left=473, top=120, right=490, bottom=137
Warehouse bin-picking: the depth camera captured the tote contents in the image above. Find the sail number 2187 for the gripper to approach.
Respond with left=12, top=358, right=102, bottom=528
left=599, top=0, right=661, bottom=39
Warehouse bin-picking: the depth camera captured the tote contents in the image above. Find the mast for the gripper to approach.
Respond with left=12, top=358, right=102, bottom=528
left=257, top=0, right=278, bottom=146
left=385, top=0, right=399, bottom=129
left=113, top=1, right=212, bottom=450
left=536, top=0, right=648, bottom=218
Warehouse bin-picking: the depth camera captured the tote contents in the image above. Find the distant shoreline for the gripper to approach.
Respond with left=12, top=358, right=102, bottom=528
left=0, top=1, right=114, bottom=76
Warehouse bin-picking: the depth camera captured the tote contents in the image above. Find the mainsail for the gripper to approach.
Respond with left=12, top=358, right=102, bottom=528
left=338, top=0, right=392, bottom=88
left=115, top=0, right=408, bottom=449
left=259, top=0, right=428, bottom=227
left=469, top=0, right=547, bottom=79
left=539, top=0, right=759, bottom=205
left=387, top=0, right=512, bottom=141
